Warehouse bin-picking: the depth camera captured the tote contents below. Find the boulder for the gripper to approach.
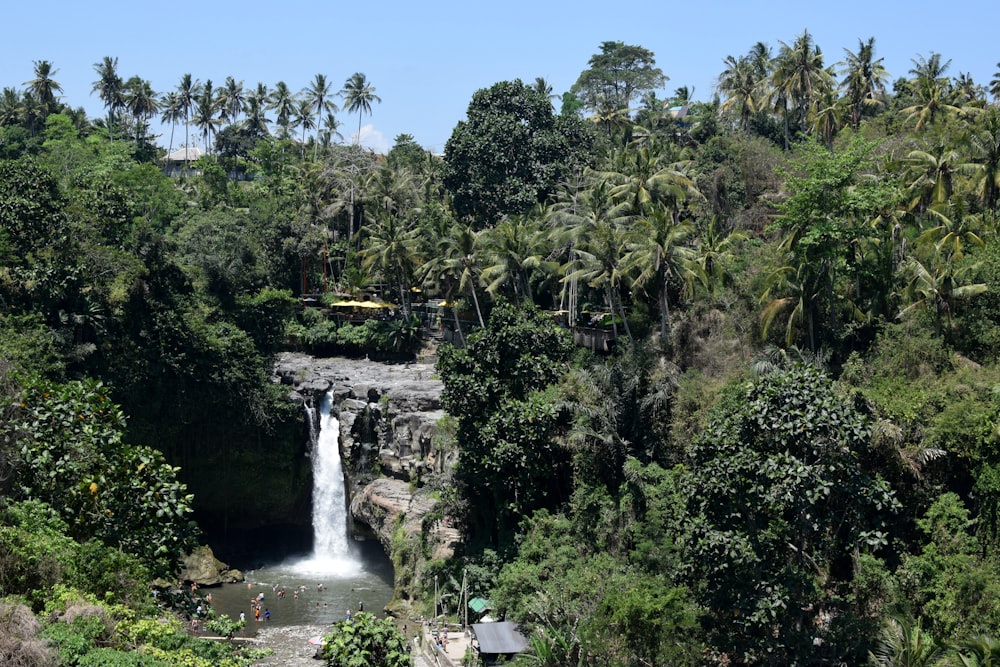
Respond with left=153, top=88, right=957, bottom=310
left=179, top=545, right=230, bottom=587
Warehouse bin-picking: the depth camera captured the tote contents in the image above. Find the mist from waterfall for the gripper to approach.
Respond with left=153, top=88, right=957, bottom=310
left=290, top=390, right=360, bottom=575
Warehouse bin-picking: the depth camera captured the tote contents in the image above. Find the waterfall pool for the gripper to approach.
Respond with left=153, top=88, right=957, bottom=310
left=201, top=389, right=396, bottom=635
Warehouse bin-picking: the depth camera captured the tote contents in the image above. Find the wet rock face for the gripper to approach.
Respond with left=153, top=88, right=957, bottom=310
left=273, top=352, right=448, bottom=486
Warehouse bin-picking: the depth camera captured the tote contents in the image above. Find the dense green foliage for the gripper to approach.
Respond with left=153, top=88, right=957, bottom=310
left=321, top=612, right=412, bottom=667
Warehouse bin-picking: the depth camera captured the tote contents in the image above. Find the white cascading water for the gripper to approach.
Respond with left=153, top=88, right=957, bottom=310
left=291, top=390, right=360, bottom=575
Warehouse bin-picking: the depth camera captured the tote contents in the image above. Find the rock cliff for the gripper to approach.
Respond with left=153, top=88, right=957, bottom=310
left=273, top=353, right=459, bottom=602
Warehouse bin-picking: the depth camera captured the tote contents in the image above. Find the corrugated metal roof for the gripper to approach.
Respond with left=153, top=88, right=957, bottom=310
left=471, top=622, right=529, bottom=655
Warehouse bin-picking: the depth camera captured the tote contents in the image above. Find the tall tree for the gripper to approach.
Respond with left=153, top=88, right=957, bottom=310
left=294, top=98, right=316, bottom=158
left=305, top=73, right=338, bottom=160
left=572, top=41, right=667, bottom=118
left=903, top=52, right=961, bottom=129
left=219, top=76, right=245, bottom=126
left=243, top=82, right=271, bottom=138
left=122, top=76, right=159, bottom=147
left=269, top=80, right=296, bottom=139
left=160, top=91, right=182, bottom=158
left=175, top=73, right=200, bottom=169
left=192, top=79, right=220, bottom=154
left=443, top=79, right=596, bottom=225
left=340, top=72, right=381, bottom=146
left=91, top=56, right=124, bottom=141
left=23, top=60, right=62, bottom=117
left=770, top=30, right=834, bottom=146
left=991, top=62, right=1000, bottom=102
left=717, top=54, right=766, bottom=134
left=624, top=206, right=701, bottom=340
left=839, top=37, right=890, bottom=128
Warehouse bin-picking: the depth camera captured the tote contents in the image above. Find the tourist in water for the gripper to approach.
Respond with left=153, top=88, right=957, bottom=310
left=264, top=608, right=270, bottom=621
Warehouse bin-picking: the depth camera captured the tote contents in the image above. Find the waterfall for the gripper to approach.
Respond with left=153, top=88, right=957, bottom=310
left=292, top=390, right=358, bottom=574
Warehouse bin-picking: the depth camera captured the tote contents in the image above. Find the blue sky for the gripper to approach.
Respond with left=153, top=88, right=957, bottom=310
left=3, top=0, right=997, bottom=154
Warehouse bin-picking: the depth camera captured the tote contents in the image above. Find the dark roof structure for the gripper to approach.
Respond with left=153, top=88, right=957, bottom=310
left=471, top=622, right=529, bottom=655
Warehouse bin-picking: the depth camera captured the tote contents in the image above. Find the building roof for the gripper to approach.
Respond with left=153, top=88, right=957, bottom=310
left=468, top=597, right=491, bottom=613
left=471, top=622, right=529, bottom=655
left=165, top=147, right=204, bottom=162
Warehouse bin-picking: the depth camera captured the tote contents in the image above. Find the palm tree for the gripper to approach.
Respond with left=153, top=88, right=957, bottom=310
left=901, top=139, right=968, bottom=212
left=562, top=214, right=633, bottom=341
left=0, top=87, right=22, bottom=127
left=160, top=92, right=182, bottom=158
left=968, top=106, right=1000, bottom=210
left=243, top=83, right=271, bottom=137
left=717, top=54, right=766, bottom=134
left=839, top=37, right=890, bottom=129
left=91, top=56, right=124, bottom=141
left=219, top=76, right=245, bottom=126
left=770, top=30, right=835, bottom=145
left=899, top=254, right=987, bottom=336
left=549, top=177, right=629, bottom=325
left=360, top=211, right=420, bottom=316
left=305, top=74, right=338, bottom=160
left=192, top=79, right=220, bottom=154
left=268, top=81, right=296, bottom=139
left=24, top=60, right=63, bottom=117
left=903, top=52, right=961, bottom=130
left=340, top=72, right=381, bottom=146
left=175, top=74, right=200, bottom=169
left=809, top=87, right=847, bottom=150
left=294, top=98, right=316, bottom=158
left=319, top=112, right=343, bottom=154
left=868, top=617, right=942, bottom=666
left=991, top=62, right=1000, bottom=102
left=122, top=76, right=159, bottom=147
left=623, top=206, right=701, bottom=340
left=532, top=76, right=560, bottom=107
left=481, top=216, right=555, bottom=305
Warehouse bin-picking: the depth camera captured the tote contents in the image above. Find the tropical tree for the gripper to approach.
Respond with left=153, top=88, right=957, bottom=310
left=572, top=41, right=667, bottom=118
left=175, top=73, right=200, bottom=169
left=624, top=206, right=701, bottom=340
left=91, top=56, right=124, bottom=141
left=122, top=76, right=159, bottom=147
left=444, top=79, right=596, bottom=225
left=481, top=215, right=556, bottom=305
left=770, top=30, right=835, bottom=145
left=269, top=80, right=297, bottom=139
left=903, top=52, right=962, bottom=130
left=192, top=79, right=221, bottom=154
left=360, top=210, right=420, bottom=316
left=319, top=112, right=343, bottom=154
left=305, top=73, right=338, bottom=160
left=428, top=223, right=487, bottom=328
left=868, top=617, right=943, bottom=667
left=219, top=75, right=245, bottom=126
left=159, top=91, right=182, bottom=157
left=549, top=177, right=628, bottom=326
left=839, top=37, right=890, bottom=128
left=991, top=62, right=1000, bottom=102
left=341, top=72, right=381, bottom=146
left=967, top=106, right=1000, bottom=210
left=294, top=97, right=316, bottom=158
left=717, top=54, right=766, bottom=135
left=243, top=82, right=271, bottom=138
left=685, top=365, right=898, bottom=663
left=898, top=254, right=987, bottom=336
left=23, top=60, right=62, bottom=117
